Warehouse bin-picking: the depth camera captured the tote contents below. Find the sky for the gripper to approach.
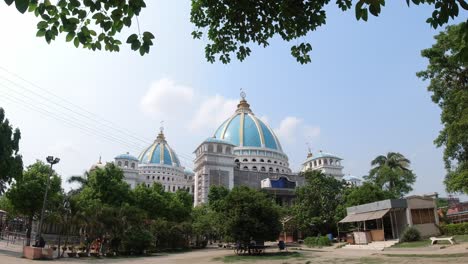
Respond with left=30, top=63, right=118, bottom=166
left=0, top=1, right=466, bottom=199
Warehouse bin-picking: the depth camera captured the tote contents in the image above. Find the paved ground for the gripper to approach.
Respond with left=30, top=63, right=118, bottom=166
left=1, top=241, right=468, bottom=263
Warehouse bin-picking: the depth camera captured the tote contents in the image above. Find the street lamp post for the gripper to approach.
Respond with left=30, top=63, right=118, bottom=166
left=37, top=156, right=60, bottom=242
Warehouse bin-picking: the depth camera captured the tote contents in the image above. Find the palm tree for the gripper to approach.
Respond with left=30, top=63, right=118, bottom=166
left=365, top=152, right=415, bottom=197
left=370, top=152, right=410, bottom=176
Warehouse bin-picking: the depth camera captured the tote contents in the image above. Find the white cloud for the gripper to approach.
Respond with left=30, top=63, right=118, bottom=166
left=140, top=78, right=194, bottom=119
left=274, top=116, right=303, bottom=143
left=189, top=95, right=237, bottom=133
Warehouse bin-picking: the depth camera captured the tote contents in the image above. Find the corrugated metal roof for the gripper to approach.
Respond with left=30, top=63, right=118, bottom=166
left=339, top=209, right=390, bottom=223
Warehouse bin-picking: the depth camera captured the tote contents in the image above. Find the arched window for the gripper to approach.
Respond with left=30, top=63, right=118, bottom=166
left=173, top=186, right=175, bottom=192
left=146, top=176, right=149, bottom=180
left=124, top=161, right=128, bottom=167
left=279, top=162, right=283, bottom=165
left=226, top=146, right=231, bottom=154
left=235, top=159, right=240, bottom=163
left=216, top=144, right=222, bottom=153
left=118, top=161, right=122, bottom=166
left=261, top=167, right=266, bottom=172
left=274, top=161, right=277, bottom=164
left=243, top=158, right=248, bottom=162
left=207, top=144, right=214, bottom=152
left=276, top=168, right=279, bottom=172
left=314, top=160, right=317, bottom=166
left=243, top=166, right=249, bottom=170
left=157, top=176, right=160, bottom=180
left=163, top=176, right=165, bottom=180
left=282, top=169, right=285, bottom=172
left=252, top=166, right=258, bottom=171
left=260, top=159, right=265, bottom=162
left=152, top=176, right=155, bottom=179
left=269, top=167, right=273, bottom=172
left=131, top=163, right=135, bottom=169
left=252, top=158, right=257, bottom=162
left=267, top=160, right=272, bottom=163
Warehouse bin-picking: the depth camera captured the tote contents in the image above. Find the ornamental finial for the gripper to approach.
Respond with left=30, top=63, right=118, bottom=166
left=306, top=142, right=313, bottom=158
left=160, top=120, right=164, bottom=133
left=240, top=88, right=246, bottom=100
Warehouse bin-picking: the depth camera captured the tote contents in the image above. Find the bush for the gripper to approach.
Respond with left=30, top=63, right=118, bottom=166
left=440, top=222, right=468, bottom=235
left=304, top=236, right=331, bottom=247
left=401, top=227, right=421, bottom=242
left=121, top=227, right=153, bottom=254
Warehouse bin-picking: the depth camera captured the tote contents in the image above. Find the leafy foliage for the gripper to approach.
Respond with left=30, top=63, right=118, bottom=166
left=440, top=222, right=468, bottom=235
left=6, top=160, right=62, bottom=245
left=401, top=226, right=422, bottom=242
left=303, top=236, right=331, bottom=247
left=417, top=22, right=468, bottom=194
left=3, top=0, right=154, bottom=55
left=365, top=152, right=416, bottom=197
left=190, top=0, right=467, bottom=64
left=210, top=186, right=282, bottom=244
left=4, top=1, right=466, bottom=62
left=294, top=170, right=346, bottom=235
left=0, top=108, right=23, bottom=194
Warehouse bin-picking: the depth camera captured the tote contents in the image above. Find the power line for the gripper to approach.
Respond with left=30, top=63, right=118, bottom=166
left=0, top=66, right=195, bottom=167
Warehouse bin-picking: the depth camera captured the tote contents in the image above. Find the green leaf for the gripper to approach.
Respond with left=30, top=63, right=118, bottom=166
left=73, top=37, right=79, bottom=48
left=66, top=32, right=75, bottom=42
left=15, top=0, right=30, bottom=14
left=143, top=31, right=155, bottom=40
left=36, top=29, right=46, bottom=37
left=37, top=21, right=48, bottom=29
left=126, top=34, right=138, bottom=44
left=4, top=0, right=14, bottom=6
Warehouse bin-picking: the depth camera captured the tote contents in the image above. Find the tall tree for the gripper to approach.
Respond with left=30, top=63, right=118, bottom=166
left=365, top=152, right=416, bottom=197
left=0, top=107, right=23, bottom=194
left=3, top=1, right=466, bottom=62
left=417, top=22, right=468, bottom=194
left=212, top=186, right=282, bottom=244
left=294, top=170, right=345, bottom=235
left=6, top=160, right=62, bottom=245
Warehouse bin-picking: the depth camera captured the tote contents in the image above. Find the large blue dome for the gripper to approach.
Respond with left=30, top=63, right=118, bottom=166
left=138, top=131, right=181, bottom=167
left=213, top=98, right=283, bottom=152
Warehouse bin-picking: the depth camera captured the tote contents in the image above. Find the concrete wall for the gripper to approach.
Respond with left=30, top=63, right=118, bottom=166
left=413, top=223, right=440, bottom=237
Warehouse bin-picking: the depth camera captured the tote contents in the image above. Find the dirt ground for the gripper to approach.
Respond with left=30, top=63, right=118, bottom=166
left=1, top=242, right=468, bottom=264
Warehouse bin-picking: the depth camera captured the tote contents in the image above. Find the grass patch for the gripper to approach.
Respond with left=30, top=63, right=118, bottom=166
left=454, top=234, right=468, bottom=242
left=391, top=234, right=468, bottom=248
left=213, top=251, right=302, bottom=263
left=383, top=252, right=468, bottom=258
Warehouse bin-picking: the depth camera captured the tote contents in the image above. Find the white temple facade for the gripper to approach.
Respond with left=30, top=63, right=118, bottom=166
left=301, top=150, right=345, bottom=181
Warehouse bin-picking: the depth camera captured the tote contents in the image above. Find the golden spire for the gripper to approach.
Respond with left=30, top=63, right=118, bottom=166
left=306, top=143, right=313, bottom=158
left=156, top=121, right=166, bottom=141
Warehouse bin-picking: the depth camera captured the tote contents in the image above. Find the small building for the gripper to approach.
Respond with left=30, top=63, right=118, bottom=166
left=343, top=175, right=363, bottom=186
left=339, top=196, right=439, bottom=244
left=446, top=201, right=468, bottom=223
left=301, top=150, right=344, bottom=181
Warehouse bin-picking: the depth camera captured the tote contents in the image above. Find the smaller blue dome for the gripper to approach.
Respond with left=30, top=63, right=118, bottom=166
left=138, top=131, right=181, bottom=167
left=115, top=153, right=139, bottom=161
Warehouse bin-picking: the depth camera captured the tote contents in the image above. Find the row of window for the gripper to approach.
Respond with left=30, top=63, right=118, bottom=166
left=196, top=144, right=233, bottom=156
left=235, top=158, right=285, bottom=166
left=117, top=161, right=136, bottom=168
left=240, top=166, right=285, bottom=173
left=146, top=175, right=193, bottom=181
left=233, top=149, right=287, bottom=160
left=308, top=158, right=341, bottom=168
left=144, top=183, right=194, bottom=193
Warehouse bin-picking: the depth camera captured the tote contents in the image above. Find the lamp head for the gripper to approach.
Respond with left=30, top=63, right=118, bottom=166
left=46, top=156, right=54, bottom=163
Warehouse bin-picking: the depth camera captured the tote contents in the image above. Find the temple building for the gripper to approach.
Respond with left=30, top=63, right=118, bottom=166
left=193, top=93, right=302, bottom=206
left=93, top=128, right=194, bottom=193
left=300, top=150, right=345, bottom=180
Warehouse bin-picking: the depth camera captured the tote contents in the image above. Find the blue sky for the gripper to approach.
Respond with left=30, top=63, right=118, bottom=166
left=0, top=1, right=466, bottom=199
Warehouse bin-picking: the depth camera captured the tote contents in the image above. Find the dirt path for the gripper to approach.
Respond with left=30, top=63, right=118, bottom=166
left=0, top=243, right=467, bottom=264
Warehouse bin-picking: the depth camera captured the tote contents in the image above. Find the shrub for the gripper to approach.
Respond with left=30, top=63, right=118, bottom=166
left=304, top=236, right=331, bottom=247
left=401, top=227, right=421, bottom=242
left=440, top=222, right=468, bottom=235
left=121, top=227, right=153, bottom=254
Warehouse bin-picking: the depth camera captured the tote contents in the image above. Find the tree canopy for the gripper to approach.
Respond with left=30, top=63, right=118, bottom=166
left=294, top=170, right=346, bottom=235
left=364, top=152, right=416, bottom=197
left=0, top=107, right=23, bottom=194
left=417, top=22, right=468, bottom=194
left=6, top=160, right=62, bottom=245
left=3, top=0, right=466, bottom=63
